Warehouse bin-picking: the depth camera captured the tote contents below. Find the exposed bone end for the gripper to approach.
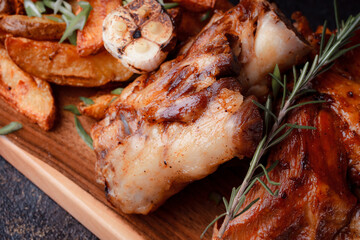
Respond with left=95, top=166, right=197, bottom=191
left=243, top=10, right=311, bottom=97
left=122, top=38, right=166, bottom=73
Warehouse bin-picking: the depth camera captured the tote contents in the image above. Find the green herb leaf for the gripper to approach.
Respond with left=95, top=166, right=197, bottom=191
left=256, top=164, right=280, bottom=186
left=271, top=64, right=281, bottom=99
left=63, top=104, right=81, bottom=116
left=281, top=75, right=287, bottom=109
left=45, top=15, right=64, bottom=22
left=264, top=95, right=272, bottom=134
left=59, top=1, right=92, bottom=45
left=122, top=0, right=133, bottom=5
left=252, top=100, right=277, bottom=121
left=233, top=198, right=260, bottom=219
left=24, top=0, right=42, bottom=17
left=200, top=212, right=227, bottom=239
left=200, top=11, right=211, bottom=22
left=43, top=0, right=75, bottom=18
left=74, top=115, right=93, bottom=149
left=286, top=100, right=326, bottom=113
left=222, top=197, right=229, bottom=211
left=0, top=122, right=22, bottom=135
left=62, top=1, right=72, bottom=11
left=79, top=96, right=94, bottom=106
left=163, top=2, right=179, bottom=9
left=35, top=1, right=46, bottom=13
left=68, top=31, right=77, bottom=45
left=54, top=0, right=63, bottom=14
left=111, top=88, right=124, bottom=95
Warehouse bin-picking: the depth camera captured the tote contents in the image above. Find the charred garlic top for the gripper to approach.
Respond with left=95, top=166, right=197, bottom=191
left=103, top=0, right=176, bottom=74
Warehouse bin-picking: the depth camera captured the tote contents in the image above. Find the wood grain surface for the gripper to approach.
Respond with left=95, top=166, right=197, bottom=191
left=0, top=85, right=249, bottom=240
left=0, top=136, right=143, bottom=240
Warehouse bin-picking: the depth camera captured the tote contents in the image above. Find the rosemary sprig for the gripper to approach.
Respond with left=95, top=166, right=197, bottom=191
left=202, top=2, right=360, bottom=238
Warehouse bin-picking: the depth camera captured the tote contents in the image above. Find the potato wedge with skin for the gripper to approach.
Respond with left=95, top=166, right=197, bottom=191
left=5, top=37, right=133, bottom=87
left=0, top=47, right=55, bottom=130
left=77, top=0, right=121, bottom=56
left=174, top=0, right=215, bottom=12
left=0, top=15, right=66, bottom=40
left=78, top=93, right=116, bottom=120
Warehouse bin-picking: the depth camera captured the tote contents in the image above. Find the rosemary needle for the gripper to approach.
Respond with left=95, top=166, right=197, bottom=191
left=202, top=2, right=360, bottom=238
left=0, top=122, right=22, bottom=135
left=111, top=88, right=124, bottom=95
left=74, top=115, right=93, bottom=150
left=63, top=104, right=81, bottom=116
left=79, top=96, right=94, bottom=106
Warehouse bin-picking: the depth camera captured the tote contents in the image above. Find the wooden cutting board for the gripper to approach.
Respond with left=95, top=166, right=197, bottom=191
left=0, top=85, right=248, bottom=240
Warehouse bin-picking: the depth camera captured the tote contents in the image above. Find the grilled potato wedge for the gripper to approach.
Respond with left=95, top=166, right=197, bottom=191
left=77, top=0, right=121, bottom=56
left=5, top=37, right=133, bottom=87
left=0, top=15, right=66, bottom=40
left=78, top=93, right=116, bottom=120
left=0, top=47, right=55, bottom=130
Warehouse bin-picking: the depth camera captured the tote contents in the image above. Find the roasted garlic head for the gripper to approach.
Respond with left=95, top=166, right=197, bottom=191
left=103, top=0, right=176, bottom=73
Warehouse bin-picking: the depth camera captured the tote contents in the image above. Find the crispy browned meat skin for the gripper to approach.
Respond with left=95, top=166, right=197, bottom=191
left=314, top=72, right=360, bottom=187
left=334, top=206, right=360, bottom=240
left=92, top=0, right=310, bottom=214
left=218, top=30, right=360, bottom=240
left=314, top=33, right=360, bottom=186
left=221, top=104, right=357, bottom=240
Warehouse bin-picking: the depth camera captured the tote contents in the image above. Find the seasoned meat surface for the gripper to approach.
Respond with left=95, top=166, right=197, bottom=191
left=92, top=0, right=310, bottom=214
left=221, top=104, right=357, bottom=240
left=219, top=34, right=360, bottom=240
left=315, top=72, right=360, bottom=187
left=335, top=206, right=360, bottom=240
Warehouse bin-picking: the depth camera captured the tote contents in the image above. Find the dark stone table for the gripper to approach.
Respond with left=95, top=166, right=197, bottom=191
left=0, top=1, right=359, bottom=239
left=0, top=156, right=98, bottom=240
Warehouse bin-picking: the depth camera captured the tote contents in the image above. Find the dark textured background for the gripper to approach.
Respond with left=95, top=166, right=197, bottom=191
left=1, top=1, right=359, bottom=239
left=0, top=156, right=98, bottom=240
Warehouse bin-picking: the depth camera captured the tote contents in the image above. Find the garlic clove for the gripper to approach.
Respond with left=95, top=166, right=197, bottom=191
left=141, top=13, right=174, bottom=46
left=103, top=8, right=137, bottom=59
left=122, top=38, right=166, bottom=73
